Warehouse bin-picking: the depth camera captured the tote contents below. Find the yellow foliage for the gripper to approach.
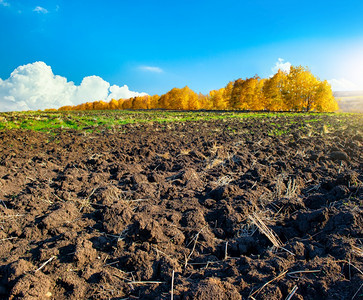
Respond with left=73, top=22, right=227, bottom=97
left=57, top=65, right=338, bottom=113
left=159, top=86, right=199, bottom=110
left=209, top=88, right=227, bottom=110
left=229, top=76, right=264, bottom=110
left=109, top=99, right=120, bottom=110
left=263, top=70, right=287, bottom=111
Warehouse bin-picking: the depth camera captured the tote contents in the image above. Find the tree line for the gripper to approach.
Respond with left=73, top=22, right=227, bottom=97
left=58, top=65, right=338, bottom=112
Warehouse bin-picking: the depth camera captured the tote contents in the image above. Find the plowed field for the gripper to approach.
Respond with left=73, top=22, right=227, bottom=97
left=0, top=112, right=362, bottom=299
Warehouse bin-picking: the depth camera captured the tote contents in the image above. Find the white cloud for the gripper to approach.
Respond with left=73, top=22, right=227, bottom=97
left=108, top=84, right=147, bottom=100
left=328, top=78, right=361, bottom=91
left=139, top=66, right=163, bottom=73
left=0, top=0, right=10, bottom=7
left=75, top=76, right=110, bottom=103
left=271, top=58, right=291, bottom=74
left=33, top=6, right=48, bottom=14
left=0, top=62, right=147, bottom=112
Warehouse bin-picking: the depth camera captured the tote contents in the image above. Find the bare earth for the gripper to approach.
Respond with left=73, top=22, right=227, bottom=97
left=0, top=114, right=362, bottom=299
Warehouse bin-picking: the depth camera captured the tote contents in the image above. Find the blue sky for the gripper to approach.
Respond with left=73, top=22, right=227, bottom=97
left=1, top=0, right=363, bottom=111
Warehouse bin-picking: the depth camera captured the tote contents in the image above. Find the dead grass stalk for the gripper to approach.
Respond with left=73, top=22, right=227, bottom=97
left=249, top=270, right=288, bottom=299
left=285, top=285, right=298, bottom=300
left=249, top=213, right=282, bottom=248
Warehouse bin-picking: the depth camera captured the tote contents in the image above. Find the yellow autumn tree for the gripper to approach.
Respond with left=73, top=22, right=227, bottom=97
left=248, top=77, right=265, bottom=111
left=185, top=87, right=200, bottom=110
left=121, top=98, right=133, bottom=109
left=209, top=88, right=227, bottom=110
left=262, top=70, right=288, bottom=111
left=93, top=100, right=108, bottom=110
left=56, top=64, right=338, bottom=112
left=311, top=80, right=338, bottom=112
left=72, top=103, right=85, bottom=110
left=282, top=65, right=338, bottom=112
left=229, top=76, right=264, bottom=110
left=58, top=105, right=73, bottom=111
left=223, top=82, right=233, bottom=103
left=117, top=99, right=125, bottom=108
left=159, top=86, right=199, bottom=110
left=109, top=99, right=120, bottom=110
left=198, top=93, right=212, bottom=110
left=132, top=96, right=149, bottom=109
left=229, top=79, right=245, bottom=109
left=148, top=95, right=160, bottom=109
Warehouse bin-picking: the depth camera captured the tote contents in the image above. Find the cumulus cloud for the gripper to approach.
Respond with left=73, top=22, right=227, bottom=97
left=0, top=62, right=147, bottom=112
left=75, top=76, right=110, bottom=103
left=139, top=66, right=163, bottom=73
left=108, top=84, right=147, bottom=100
left=272, top=58, right=291, bottom=74
left=328, top=78, right=361, bottom=91
left=33, top=6, right=48, bottom=14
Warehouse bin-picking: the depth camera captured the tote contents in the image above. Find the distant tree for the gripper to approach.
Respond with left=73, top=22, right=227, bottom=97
left=159, top=86, right=199, bottom=110
left=93, top=101, right=108, bottom=110
left=209, top=88, right=227, bottom=110
left=84, top=102, right=94, bottom=110
left=283, top=66, right=320, bottom=111
left=262, top=70, right=287, bottom=111
left=229, top=79, right=245, bottom=109
left=198, top=93, right=212, bottom=110
left=229, top=76, right=264, bottom=110
left=109, top=99, right=120, bottom=110
left=56, top=65, right=338, bottom=112
left=312, top=80, right=338, bottom=112
left=121, top=98, right=133, bottom=109
left=58, top=105, right=73, bottom=111
left=132, top=96, right=149, bottom=109
left=72, top=103, right=83, bottom=110
left=223, top=81, right=233, bottom=103
left=246, top=77, right=264, bottom=111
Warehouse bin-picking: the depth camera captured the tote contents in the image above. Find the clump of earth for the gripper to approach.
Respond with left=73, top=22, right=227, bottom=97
left=0, top=113, right=362, bottom=299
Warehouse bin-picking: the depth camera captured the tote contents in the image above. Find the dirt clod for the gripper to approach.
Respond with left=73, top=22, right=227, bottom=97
left=0, top=113, right=362, bottom=299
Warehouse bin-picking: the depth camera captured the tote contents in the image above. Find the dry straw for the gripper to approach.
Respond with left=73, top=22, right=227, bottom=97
left=248, top=213, right=282, bottom=248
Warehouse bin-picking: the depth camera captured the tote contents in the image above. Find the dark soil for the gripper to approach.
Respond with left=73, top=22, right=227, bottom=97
left=0, top=114, right=362, bottom=299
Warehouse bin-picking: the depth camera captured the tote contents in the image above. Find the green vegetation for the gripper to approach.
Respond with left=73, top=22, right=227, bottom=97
left=0, top=110, right=357, bottom=136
